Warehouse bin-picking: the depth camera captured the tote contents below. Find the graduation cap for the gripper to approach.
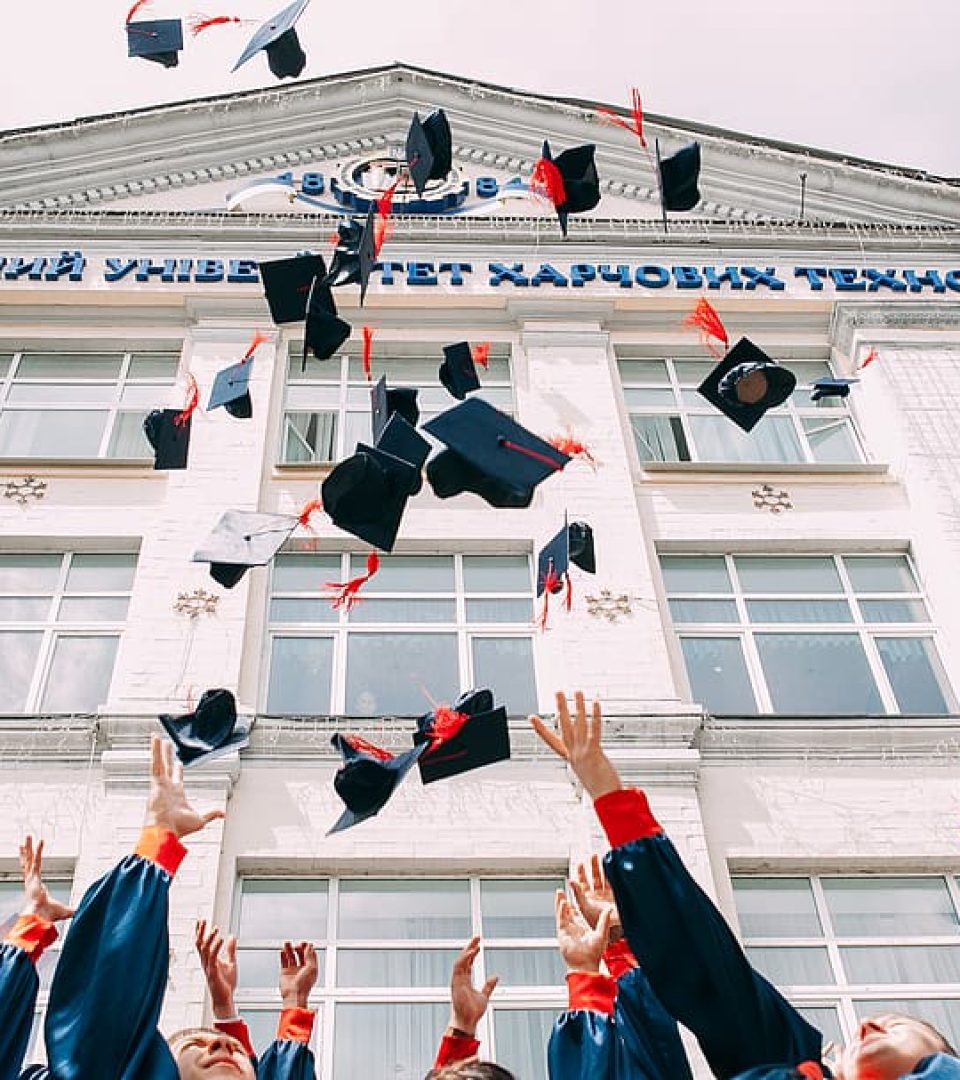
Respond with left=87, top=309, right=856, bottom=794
left=536, top=519, right=596, bottom=629
left=405, top=109, right=453, bottom=197
left=126, top=7, right=183, bottom=67
left=159, top=688, right=250, bottom=767
left=424, top=398, right=570, bottom=508
left=657, top=140, right=702, bottom=213
left=143, top=408, right=191, bottom=470
left=811, top=377, right=858, bottom=402
left=371, top=375, right=420, bottom=442
left=697, top=339, right=798, bottom=433
left=324, top=207, right=377, bottom=307
left=208, top=331, right=267, bottom=418
left=232, top=0, right=309, bottom=79
left=328, top=734, right=426, bottom=834
left=438, top=342, right=481, bottom=401
left=192, top=504, right=322, bottom=589
left=412, top=688, right=510, bottom=784
left=259, top=253, right=328, bottom=325
left=304, top=275, right=352, bottom=368
left=532, top=141, right=601, bottom=237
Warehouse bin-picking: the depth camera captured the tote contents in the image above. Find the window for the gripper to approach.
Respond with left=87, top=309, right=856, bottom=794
left=0, top=552, right=137, bottom=713
left=0, top=875, right=73, bottom=1065
left=280, top=344, right=513, bottom=464
left=732, top=873, right=960, bottom=1048
left=234, top=875, right=564, bottom=1079
left=618, top=353, right=863, bottom=465
left=265, top=553, right=537, bottom=716
left=0, top=349, right=181, bottom=460
left=661, top=554, right=952, bottom=716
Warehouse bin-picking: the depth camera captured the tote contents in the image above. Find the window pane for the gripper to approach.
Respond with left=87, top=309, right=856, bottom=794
left=273, top=554, right=342, bottom=593
left=269, top=598, right=338, bottom=624
left=673, top=359, right=716, bottom=384
left=680, top=637, right=757, bottom=713
left=802, top=417, right=860, bottom=463
left=689, top=414, right=804, bottom=463
left=338, top=880, right=470, bottom=939
left=876, top=638, right=950, bottom=715
left=481, top=880, right=563, bottom=937
left=107, top=411, right=153, bottom=458
left=631, top=414, right=690, bottom=462
left=0, top=631, right=42, bottom=710
left=746, top=946, right=834, bottom=985
left=494, top=1009, right=554, bottom=1080
left=17, top=354, right=122, bottom=379
left=40, top=635, right=118, bottom=712
left=733, top=878, right=823, bottom=937
left=668, top=598, right=739, bottom=622
left=7, top=383, right=114, bottom=404
left=736, top=556, right=842, bottom=594
left=238, top=880, right=328, bottom=940
left=466, top=599, right=532, bottom=623
left=361, top=556, right=455, bottom=593
left=660, top=556, right=731, bottom=594
left=745, top=599, right=852, bottom=623
left=822, top=878, right=959, bottom=936
left=486, top=948, right=565, bottom=986
left=853, top=1000, right=960, bottom=1051
left=624, top=388, right=677, bottom=408
left=128, top=352, right=180, bottom=379
left=796, top=1006, right=843, bottom=1045
left=57, top=597, right=130, bottom=623
left=282, top=411, right=337, bottom=462
left=336, top=948, right=457, bottom=987
left=0, top=410, right=107, bottom=457
left=66, top=553, right=136, bottom=592
left=239, top=1010, right=283, bottom=1054
left=860, top=600, right=928, bottom=623
left=120, top=384, right=173, bottom=408
left=842, top=946, right=960, bottom=985
left=0, top=597, right=50, bottom=620
left=266, top=637, right=333, bottom=714
left=0, top=554, right=60, bottom=592
left=756, top=634, right=883, bottom=715
left=462, top=555, right=531, bottom=593
left=472, top=637, right=537, bottom=715
left=617, top=358, right=670, bottom=384
left=345, top=633, right=458, bottom=716
left=845, top=556, right=918, bottom=593
left=333, top=1002, right=446, bottom=1080
left=348, top=599, right=456, bottom=623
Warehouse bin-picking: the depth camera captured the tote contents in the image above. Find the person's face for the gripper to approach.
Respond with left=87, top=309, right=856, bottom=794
left=175, top=1031, right=255, bottom=1080
left=839, top=1014, right=945, bottom=1079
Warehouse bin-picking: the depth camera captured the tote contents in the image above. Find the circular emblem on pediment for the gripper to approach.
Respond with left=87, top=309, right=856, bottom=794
left=331, top=153, right=467, bottom=213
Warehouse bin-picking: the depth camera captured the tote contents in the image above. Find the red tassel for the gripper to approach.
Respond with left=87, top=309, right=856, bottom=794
left=324, top=552, right=380, bottom=612
left=565, top=574, right=573, bottom=612
left=188, top=14, right=244, bottom=35
left=297, top=499, right=324, bottom=528
left=126, top=0, right=152, bottom=22
left=345, top=735, right=393, bottom=762
left=174, top=373, right=199, bottom=428
left=362, top=326, right=374, bottom=382
left=329, top=231, right=341, bottom=247
left=471, top=342, right=491, bottom=369
left=374, top=179, right=400, bottom=258
left=537, top=562, right=563, bottom=632
left=427, top=706, right=470, bottom=751
left=242, top=330, right=268, bottom=363
left=859, top=347, right=879, bottom=370
left=548, top=434, right=599, bottom=470
left=530, top=157, right=567, bottom=209
left=499, top=438, right=566, bottom=472
left=598, top=88, right=646, bottom=147
left=682, top=299, right=729, bottom=358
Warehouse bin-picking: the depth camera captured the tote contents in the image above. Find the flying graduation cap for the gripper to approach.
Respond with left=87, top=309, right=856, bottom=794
left=126, top=1, right=183, bottom=67
left=438, top=341, right=482, bottom=401
left=232, top=0, right=310, bottom=79
left=159, top=688, right=250, bottom=767
left=304, top=275, right=352, bottom=367
left=328, top=734, right=426, bottom=834
left=413, top=688, right=510, bottom=784
left=259, top=254, right=327, bottom=324
left=811, top=377, right=858, bottom=402
left=371, top=375, right=420, bottom=442
left=324, top=206, right=377, bottom=307
left=531, top=140, right=601, bottom=237
left=143, top=374, right=199, bottom=470
left=656, top=141, right=702, bottom=213
left=207, top=331, right=268, bottom=419
left=405, top=109, right=453, bottom=197
left=536, top=518, right=596, bottom=629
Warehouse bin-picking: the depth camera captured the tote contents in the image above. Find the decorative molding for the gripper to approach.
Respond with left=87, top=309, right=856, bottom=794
left=831, top=301, right=960, bottom=356
left=752, top=484, right=793, bottom=513
left=2, top=475, right=46, bottom=505
left=101, top=748, right=240, bottom=795
left=173, top=588, right=220, bottom=620
left=585, top=589, right=635, bottom=622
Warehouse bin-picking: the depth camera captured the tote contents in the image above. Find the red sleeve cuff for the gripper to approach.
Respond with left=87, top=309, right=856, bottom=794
left=215, top=1018, right=256, bottom=1058
left=566, top=970, right=617, bottom=1016
left=134, top=826, right=187, bottom=876
left=797, top=1063, right=824, bottom=1080
left=277, top=1007, right=315, bottom=1044
left=434, top=1032, right=481, bottom=1066
left=594, top=787, right=662, bottom=849
left=603, top=936, right=638, bottom=979
left=5, top=913, right=58, bottom=962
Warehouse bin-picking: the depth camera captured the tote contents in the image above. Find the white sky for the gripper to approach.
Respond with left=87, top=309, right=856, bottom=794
left=2, top=1, right=958, bottom=177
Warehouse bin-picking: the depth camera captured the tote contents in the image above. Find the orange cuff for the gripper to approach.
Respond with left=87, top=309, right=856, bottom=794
left=594, top=788, right=662, bottom=849
left=797, top=1064, right=824, bottom=1080
left=567, top=970, right=616, bottom=1016
left=434, top=1033, right=481, bottom=1066
left=603, top=936, right=638, bottom=979
left=134, top=825, right=187, bottom=876
left=215, top=1019, right=256, bottom=1058
left=277, top=1007, right=315, bottom=1044
left=5, top=913, right=58, bottom=963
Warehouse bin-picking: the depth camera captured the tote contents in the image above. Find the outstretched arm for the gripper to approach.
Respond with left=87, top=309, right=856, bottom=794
left=433, top=937, right=499, bottom=1068
left=256, top=941, right=319, bottom=1080
left=196, top=919, right=257, bottom=1059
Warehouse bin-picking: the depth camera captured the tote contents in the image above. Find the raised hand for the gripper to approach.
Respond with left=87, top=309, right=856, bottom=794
left=195, top=919, right=239, bottom=1019
left=569, top=854, right=622, bottom=943
left=19, top=836, right=73, bottom=923
left=530, top=691, right=622, bottom=799
left=279, top=941, right=319, bottom=1009
left=146, top=734, right=225, bottom=839
left=555, top=888, right=613, bottom=974
left=448, top=936, right=499, bottom=1037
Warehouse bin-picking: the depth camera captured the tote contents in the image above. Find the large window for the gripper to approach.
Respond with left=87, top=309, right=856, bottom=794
left=618, top=353, right=863, bottom=465
left=234, top=875, right=564, bottom=1079
left=281, top=344, right=513, bottom=464
left=661, top=554, right=953, bottom=716
left=732, top=873, right=960, bottom=1048
left=0, top=349, right=181, bottom=460
left=0, top=552, right=137, bottom=713
left=266, top=553, right=537, bottom=716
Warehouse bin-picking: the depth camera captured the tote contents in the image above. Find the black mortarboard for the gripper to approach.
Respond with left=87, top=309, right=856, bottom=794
left=127, top=19, right=183, bottom=67
left=537, top=519, right=596, bottom=596
left=405, top=109, right=453, bottom=197
left=304, top=275, right=352, bottom=368
left=208, top=360, right=254, bottom=419
left=538, top=141, right=601, bottom=237
left=438, top=342, right=481, bottom=401
left=159, top=688, right=250, bottom=767
left=424, top=398, right=570, bottom=508
left=413, top=689, right=510, bottom=784
left=811, top=377, right=857, bottom=402
left=192, top=509, right=300, bottom=589
left=143, top=408, right=190, bottom=470
left=658, top=141, right=702, bottom=213
left=328, top=734, right=426, bottom=834
left=371, top=376, right=420, bottom=443
left=325, top=217, right=365, bottom=288
left=232, top=0, right=309, bottom=79
left=259, top=254, right=328, bottom=325
left=697, top=338, right=797, bottom=433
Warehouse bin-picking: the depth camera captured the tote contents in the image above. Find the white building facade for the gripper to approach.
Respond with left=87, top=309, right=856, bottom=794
left=2, top=64, right=960, bottom=1078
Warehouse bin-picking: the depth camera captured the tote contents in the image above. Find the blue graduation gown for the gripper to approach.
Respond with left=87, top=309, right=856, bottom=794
left=0, top=939, right=41, bottom=1080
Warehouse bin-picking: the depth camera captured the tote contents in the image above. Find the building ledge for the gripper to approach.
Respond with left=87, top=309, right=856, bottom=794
left=0, top=458, right=158, bottom=476
left=640, top=462, right=889, bottom=479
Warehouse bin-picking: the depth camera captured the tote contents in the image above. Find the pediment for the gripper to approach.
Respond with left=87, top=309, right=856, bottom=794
left=0, top=63, right=957, bottom=227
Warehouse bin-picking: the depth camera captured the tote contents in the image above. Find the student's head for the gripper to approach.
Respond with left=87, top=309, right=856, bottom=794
left=838, top=1013, right=956, bottom=1079
left=169, top=1028, right=256, bottom=1080
left=425, top=1062, right=517, bottom=1080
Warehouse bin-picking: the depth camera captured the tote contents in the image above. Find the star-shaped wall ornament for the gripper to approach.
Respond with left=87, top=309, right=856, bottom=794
left=173, top=588, right=220, bottom=619
left=3, top=476, right=47, bottom=505
left=752, top=484, right=793, bottom=514
left=585, top=589, right=634, bottom=623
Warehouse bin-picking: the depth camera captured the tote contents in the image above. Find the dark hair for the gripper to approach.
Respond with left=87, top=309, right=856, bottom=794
left=425, top=1063, right=517, bottom=1080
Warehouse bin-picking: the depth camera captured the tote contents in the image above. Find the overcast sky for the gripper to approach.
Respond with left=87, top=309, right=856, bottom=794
left=2, top=1, right=958, bottom=177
